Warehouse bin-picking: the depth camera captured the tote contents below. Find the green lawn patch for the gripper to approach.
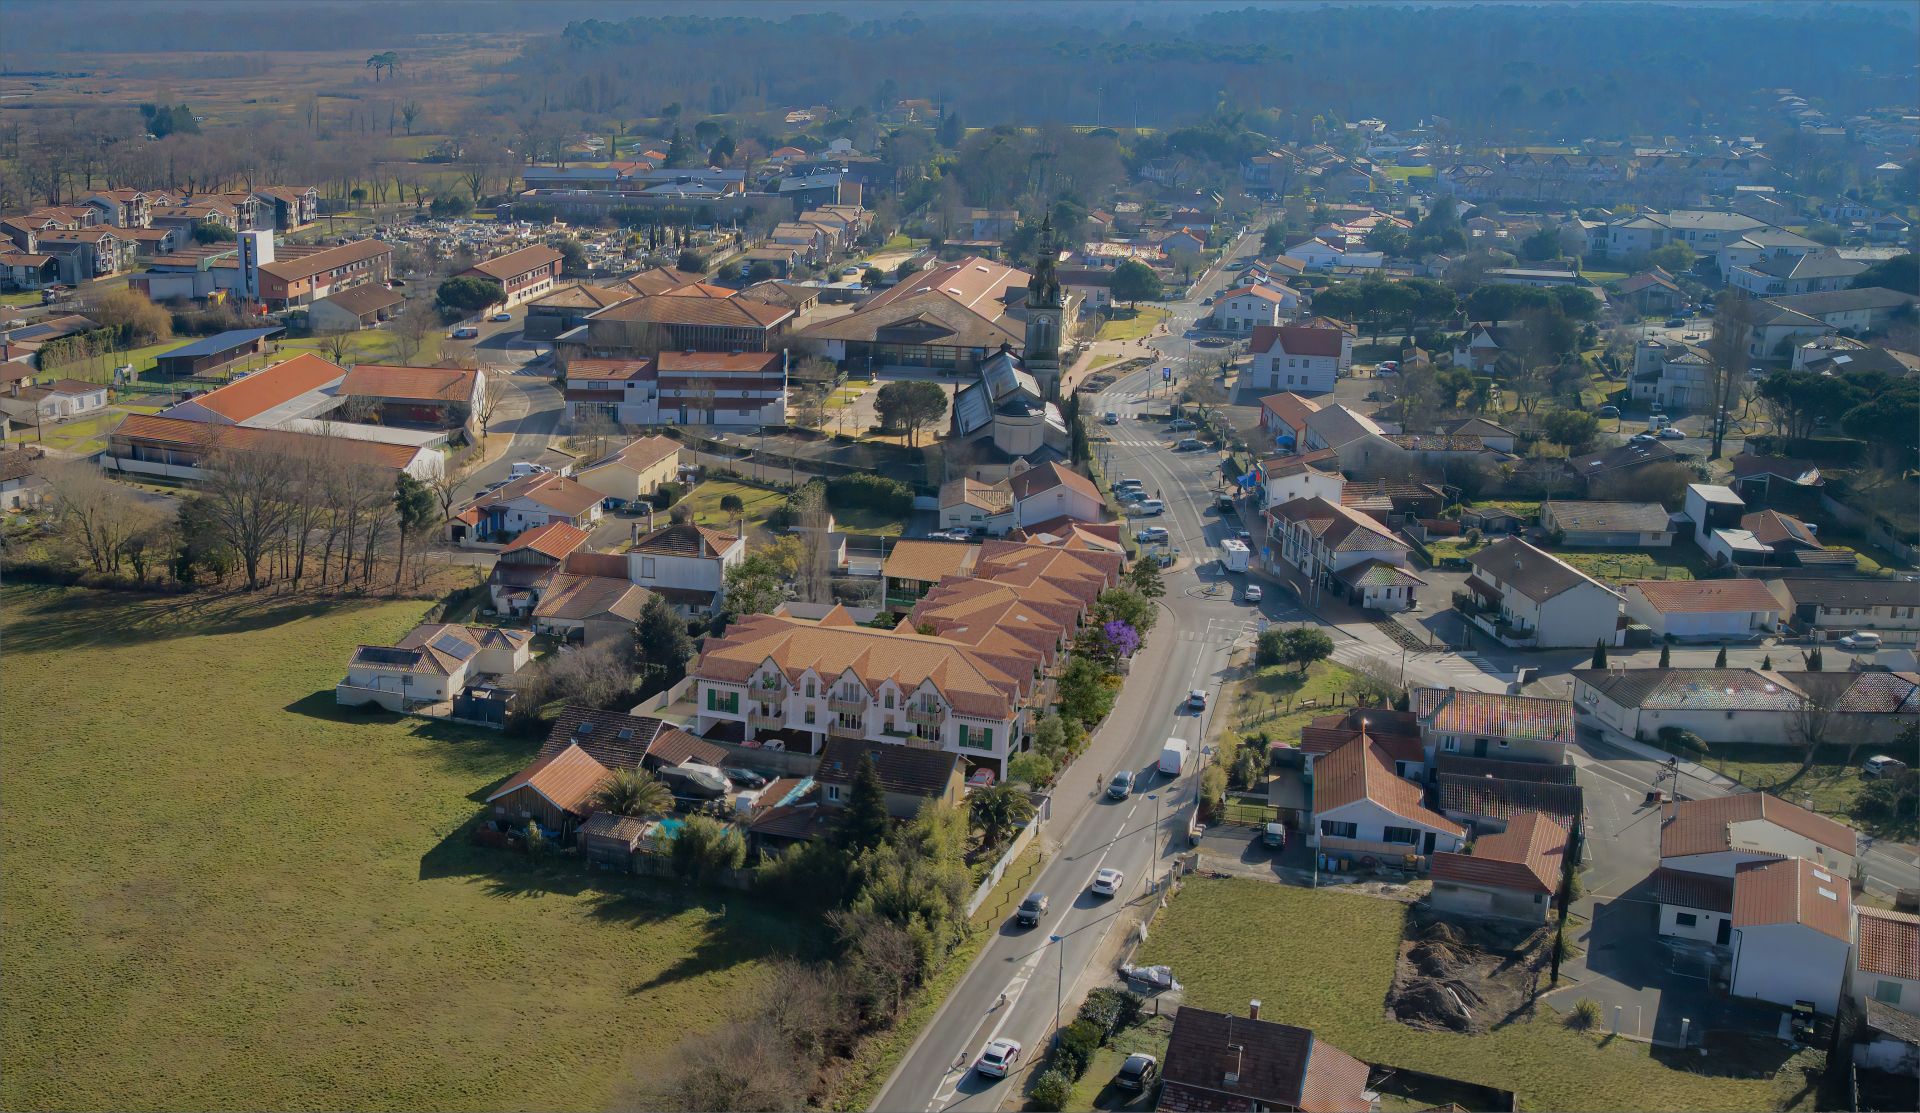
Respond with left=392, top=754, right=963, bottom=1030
left=1548, top=546, right=1711, bottom=583
left=1226, top=658, right=1361, bottom=741
left=0, top=586, right=802, bottom=1111
left=1097, top=306, right=1169, bottom=343
left=682, top=477, right=787, bottom=542
left=1580, top=269, right=1629, bottom=282
left=1381, top=165, right=1436, bottom=181
left=1135, top=878, right=1812, bottom=1112
left=0, top=290, right=42, bottom=308
left=1699, top=743, right=1914, bottom=841
left=834, top=506, right=908, bottom=538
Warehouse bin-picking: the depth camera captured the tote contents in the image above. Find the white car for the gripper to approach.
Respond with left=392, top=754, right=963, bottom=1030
left=1657, top=426, right=1686, bottom=440
left=1090, top=868, right=1124, bottom=897
left=1244, top=585, right=1263, bottom=604
left=490, top=311, right=512, bottom=323
left=1838, top=632, right=1882, bottom=651
left=975, top=1038, right=1023, bottom=1078
left=1136, top=526, right=1170, bottom=544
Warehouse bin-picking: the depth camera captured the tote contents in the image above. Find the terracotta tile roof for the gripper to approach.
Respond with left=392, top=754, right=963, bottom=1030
left=1251, top=324, right=1346, bottom=358
left=338, top=363, right=475, bottom=403
left=533, top=574, right=650, bottom=623
left=1740, top=509, right=1819, bottom=547
left=474, top=471, right=603, bottom=517
left=317, top=283, right=403, bottom=317
left=1313, top=735, right=1464, bottom=835
left=643, top=727, right=731, bottom=769
left=616, top=267, right=706, bottom=296
left=463, top=244, right=562, bottom=281
left=1007, top=461, right=1100, bottom=505
left=1660, top=794, right=1859, bottom=860
left=883, top=539, right=980, bottom=583
left=1626, top=578, right=1785, bottom=615
left=579, top=811, right=647, bottom=845
left=258, top=238, right=390, bottom=282
left=1412, top=687, right=1574, bottom=746
left=593, top=291, right=792, bottom=329
left=815, top=737, right=961, bottom=798
left=539, top=707, right=672, bottom=769
left=567, top=358, right=654, bottom=383
left=180, top=352, right=344, bottom=422
left=654, top=350, right=784, bottom=374
left=630, top=520, right=739, bottom=557
left=1435, top=774, right=1583, bottom=826
left=484, top=741, right=612, bottom=817
left=1296, top=724, right=1425, bottom=769
left=1856, top=908, right=1920, bottom=980
left=1651, top=866, right=1736, bottom=913
left=1732, top=856, right=1851, bottom=942
left=1432, top=810, right=1567, bottom=894
left=1258, top=448, right=1341, bottom=478
left=939, top=477, right=1013, bottom=515
left=1271, top=496, right=1404, bottom=555
left=534, top=282, right=634, bottom=310
left=110, top=412, right=421, bottom=472
left=1012, top=517, right=1126, bottom=553
left=1159, top=1006, right=1371, bottom=1113
left=500, top=520, right=590, bottom=560
left=583, top=435, right=680, bottom=474
left=694, top=611, right=1025, bottom=720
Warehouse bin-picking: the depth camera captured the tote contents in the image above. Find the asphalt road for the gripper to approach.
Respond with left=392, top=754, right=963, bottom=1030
left=439, top=306, right=567, bottom=503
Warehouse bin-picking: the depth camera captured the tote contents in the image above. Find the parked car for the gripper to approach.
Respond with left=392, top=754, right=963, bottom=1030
left=508, top=461, right=551, bottom=478
left=490, top=311, right=512, bottom=323
left=1658, top=427, right=1687, bottom=440
left=1217, top=494, right=1236, bottom=512
left=1863, top=754, right=1909, bottom=778
left=1631, top=432, right=1658, bottom=444
left=1090, top=867, right=1125, bottom=897
left=722, top=767, right=767, bottom=789
left=1230, top=526, right=1251, bottom=542
left=1174, top=437, right=1206, bottom=451
left=1114, top=1054, right=1160, bottom=1092
left=1262, top=822, right=1287, bottom=849
left=1187, top=689, right=1207, bottom=711
left=1665, top=317, right=1686, bottom=328
left=1114, top=476, right=1144, bottom=492
left=1168, top=418, right=1198, bottom=431
left=1196, top=337, right=1229, bottom=348
left=1597, top=405, right=1620, bottom=418
left=1376, top=360, right=1399, bottom=375
left=1839, top=632, right=1883, bottom=651
left=1014, top=892, right=1048, bottom=927
left=450, top=325, right=480, bottom=339
left=1136, top=526, right=1170, bottom=544
left=1107, top=769, right=1134, bottom=800
left=975, top=1039, right=1022, bottom=1078
left=1244, top=584, right=1263, bottom=604
left=1133, top=499, right=1166, bottom=516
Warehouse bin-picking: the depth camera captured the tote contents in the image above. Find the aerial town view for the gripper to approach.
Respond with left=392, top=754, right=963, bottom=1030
left=1, top=1, right=1917, bottom=1111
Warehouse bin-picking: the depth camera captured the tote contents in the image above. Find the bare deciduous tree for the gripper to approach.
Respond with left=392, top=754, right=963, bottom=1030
left=319, top=329, right=356, bottom=366
left=473, top=371, right=509, bottom=438
left=45, top=459, right=143, bottom=574
left=570, top=406, right=618, bottom=461
left=200, top=442, right=297, bottom=590
left=1705, top=291, right=1757, bottom=461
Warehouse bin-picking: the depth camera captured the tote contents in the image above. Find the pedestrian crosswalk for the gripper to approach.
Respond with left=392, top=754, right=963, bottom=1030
left=1105, top=439, right=1166, bottom=448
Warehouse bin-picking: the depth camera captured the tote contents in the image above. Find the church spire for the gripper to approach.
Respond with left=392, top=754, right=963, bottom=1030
left=1027, top=215, right=1061, bottom=308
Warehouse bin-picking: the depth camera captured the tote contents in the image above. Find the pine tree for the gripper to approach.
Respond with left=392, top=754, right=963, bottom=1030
left=1762, top=654, right=1773, bottom=669
left=835, top=752, right=890, bottom=854
left=1658, top=644, right=1671, bottom=669
left=1714, top=645, right=1728, bottom=668
left=1591, top=639, right=1607, bottom=669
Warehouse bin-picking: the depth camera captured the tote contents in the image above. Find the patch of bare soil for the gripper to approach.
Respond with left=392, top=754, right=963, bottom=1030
left=1385, top=913, right=1550, bottom=1035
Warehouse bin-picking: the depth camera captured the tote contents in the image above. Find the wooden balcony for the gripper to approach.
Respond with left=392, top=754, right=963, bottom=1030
left=905, top=705, right=945, bottom=725
left=828, top=696, right=868, bottom=714
left=748, top=706, right=785, bottom=727
left=827, top=719, right=867, bottom=739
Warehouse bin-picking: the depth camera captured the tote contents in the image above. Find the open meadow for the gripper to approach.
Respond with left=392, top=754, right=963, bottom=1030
left=0, top=585, right=803, bottom=1111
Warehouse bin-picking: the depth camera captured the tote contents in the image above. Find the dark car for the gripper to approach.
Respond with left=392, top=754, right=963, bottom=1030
left=1108, top=769, right=1135, bottom=800
left=1665, top=317, right=1686, bottom=328
left=1015, top=892, right=1048, bottom=927
left=722, top=767, right=767, bottom=789
left=1115, top=1053, right=1160, bottom=1092
left=1217, top=494, right=1236, bottom=512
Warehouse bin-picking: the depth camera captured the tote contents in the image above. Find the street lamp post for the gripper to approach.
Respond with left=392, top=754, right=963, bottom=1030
left=1048, top=933, right=1065, bottom=1045
left=1144, top=793, right=1162, bottom=896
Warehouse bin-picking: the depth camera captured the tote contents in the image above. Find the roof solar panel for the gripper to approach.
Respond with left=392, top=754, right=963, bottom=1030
left=431, top=633, right=476, bottom=660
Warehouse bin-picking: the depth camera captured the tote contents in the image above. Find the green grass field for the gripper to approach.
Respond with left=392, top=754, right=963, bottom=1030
left=1381, top=165, right=1437, bottom=180
left=1226, top=658, right=1361, bottom=739
left=1136, top=878, right=1813, bottom=1112
left=1097, top=306, right=1169, bottom=343
left=1698, top=744, right=1914, bottom=841
left=682, top=477, right=788, bottom=543
left=1427, top=538, right=1710, bottom=584
left=0, top=586, right=801, bottom=1111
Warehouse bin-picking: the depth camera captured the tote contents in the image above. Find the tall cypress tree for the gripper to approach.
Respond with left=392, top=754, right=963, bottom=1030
left=1658, top=643, right=1671, bottom=669
left=836, top=751, right=890, bottom=854
left=1591, top=639, right=1607, bottom=669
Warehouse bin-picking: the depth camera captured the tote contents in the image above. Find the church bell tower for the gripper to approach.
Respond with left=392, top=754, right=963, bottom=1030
left=1024, top=216, right=1064, bottom=397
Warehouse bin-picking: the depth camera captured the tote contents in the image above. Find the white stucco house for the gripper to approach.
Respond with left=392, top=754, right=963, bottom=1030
left=1308, top=733, right=1466, bottom=859
left=1571, top=667, right=1919, bottom=750
left=1246, top=323, right=1351, bottom=395
left=1854, top=908, right=1920, bottom=1016
left=625, top=520, right=745, bottom=615
left=1463, top=538, right=1624, bottom=648
left=1728, top=856, right=1853, bottom=1015
left=1621, top=579, right=1785, bottom=641
left=337, top=622, right=533, bottom=712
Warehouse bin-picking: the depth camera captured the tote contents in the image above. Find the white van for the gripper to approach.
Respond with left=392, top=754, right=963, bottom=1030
left=1159, top=738, right=1188, bottom=777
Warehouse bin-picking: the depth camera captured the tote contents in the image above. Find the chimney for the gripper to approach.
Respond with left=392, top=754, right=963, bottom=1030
left=1248, top=999, right=1261, bottom=1021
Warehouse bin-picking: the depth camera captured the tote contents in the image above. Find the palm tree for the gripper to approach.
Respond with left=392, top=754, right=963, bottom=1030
left=591, top=768, right=672, bottom=818
left=969, top=784, right=1036, bottom=849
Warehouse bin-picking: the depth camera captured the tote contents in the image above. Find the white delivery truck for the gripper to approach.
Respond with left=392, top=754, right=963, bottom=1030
left=1220, top=537, right=1250, bottom=572
left=1159, top=737, right=1188, bottom=777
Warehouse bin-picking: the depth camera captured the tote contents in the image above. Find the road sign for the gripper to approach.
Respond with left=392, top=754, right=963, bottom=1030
left=1162, top=367, right=1172, bottom=381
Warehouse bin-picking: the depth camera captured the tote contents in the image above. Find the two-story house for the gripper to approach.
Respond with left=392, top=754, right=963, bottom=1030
left=1267, top=496, right=1408, bottom=587
left=1410, top=686, right=1574, bottom=766
left=1463, top=537, right=1623, bottom=648
left=338, top=621, right=533, bottom=713
left=625, top=520, right=744, bottom=615
left=1245, top=323, right=1350, bottom=395
left=459, top=244, right=564, bottom=310
left=460, top=472, right=603, bottom=543
left=1214, top=284, right=1297, bottom=334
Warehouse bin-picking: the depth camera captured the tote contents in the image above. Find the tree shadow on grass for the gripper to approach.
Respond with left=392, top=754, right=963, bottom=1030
left=285, top=692, right=537, bottom=790
left=2, top=585, right=387, bottom=654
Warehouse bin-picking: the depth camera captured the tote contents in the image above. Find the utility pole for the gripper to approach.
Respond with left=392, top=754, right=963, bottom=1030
left=1048, top=933, right=1065, bottom=1046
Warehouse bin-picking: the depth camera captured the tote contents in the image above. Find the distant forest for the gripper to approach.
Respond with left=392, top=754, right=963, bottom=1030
left=6, top=2, right=1917, bottom=140
left=511, top=5, right=1919, bottom=138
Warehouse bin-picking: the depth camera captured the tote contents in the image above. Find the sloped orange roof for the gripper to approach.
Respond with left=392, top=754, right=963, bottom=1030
left=500, top=521, right=590, bottom=560
left=1312, top=735, right=1464, bottom=836
left=180, top=352, right=344, bottom=422
left=338, top=363, right=476, bottom=403
left=485, top=741, right=612, bottom=817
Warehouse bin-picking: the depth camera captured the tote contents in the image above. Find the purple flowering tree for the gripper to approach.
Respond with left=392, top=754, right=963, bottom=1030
left=1102, top=619, right=1141, bottom=659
